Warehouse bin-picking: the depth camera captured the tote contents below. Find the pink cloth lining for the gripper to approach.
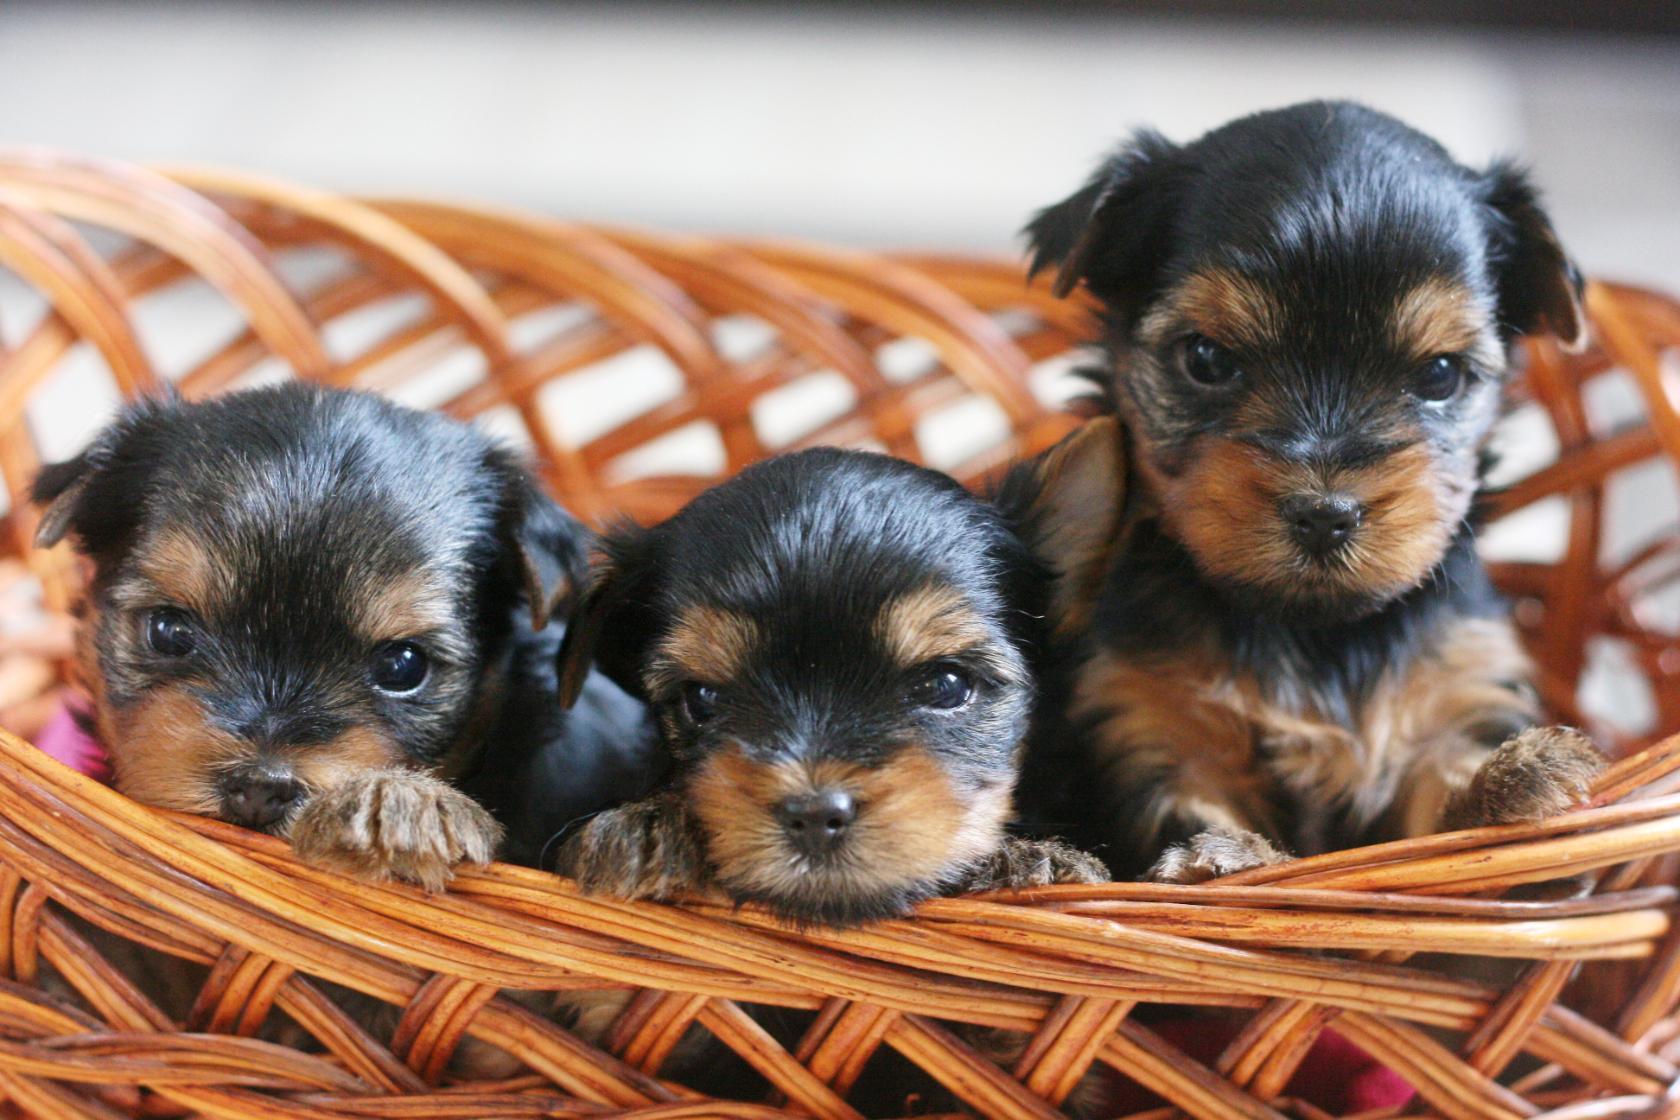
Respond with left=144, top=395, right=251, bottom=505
left=33, top=697, right=111, bottom=784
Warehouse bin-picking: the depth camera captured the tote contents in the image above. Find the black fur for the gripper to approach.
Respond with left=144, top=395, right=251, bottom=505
left=1018, top=101, right=1582, bottom=873
left=34, top=383, right=653, bottom=844
left=552, top=447, right=1054, bottom=926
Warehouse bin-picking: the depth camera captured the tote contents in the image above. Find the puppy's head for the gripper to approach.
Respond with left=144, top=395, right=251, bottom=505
left=558, top=448, right=1039, bottom=925
left=1028, top=100, right=1585, bottom=621
left=33, top=385, right=586, bottom=833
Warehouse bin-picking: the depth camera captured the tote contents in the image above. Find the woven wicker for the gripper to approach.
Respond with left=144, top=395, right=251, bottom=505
left=0, top=150, right=1678, bottom=1119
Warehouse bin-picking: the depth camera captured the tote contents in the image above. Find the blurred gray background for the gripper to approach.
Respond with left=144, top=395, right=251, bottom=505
left=3, top=2, right=1676, bottom=289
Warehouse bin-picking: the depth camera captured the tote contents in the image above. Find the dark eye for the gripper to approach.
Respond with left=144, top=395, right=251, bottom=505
left=145, top=608, right=197, bottom=657
left=1412, top=355, right=1467, bottom=402
left=370, top=641, right=428, bottom=694
left=907, top=664, right=975, bottom=711
left=681, top=682, right=720, bottom=726
left=1182, top=334, right=1242, bottom=387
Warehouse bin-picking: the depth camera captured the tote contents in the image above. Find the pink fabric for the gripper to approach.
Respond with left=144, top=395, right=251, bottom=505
left=34, top=699, right=111, bottom=784
left=1098, top=1017, right=1415, bottom=1115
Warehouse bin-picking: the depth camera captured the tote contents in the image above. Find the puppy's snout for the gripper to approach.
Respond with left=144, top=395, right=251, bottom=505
left=1280, top=493, right=1363, bottom=558
left=218, top=766, right=304, bottom=831
left=775, top=789, right=857, bottom=856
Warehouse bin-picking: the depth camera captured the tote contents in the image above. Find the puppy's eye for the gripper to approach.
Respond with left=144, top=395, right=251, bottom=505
left=370, top=641, right=429, bottom=694
left=681, top=682, right=720, bottom=726
left=1182, top=334, right=1242, bottom=387
left=1412, top=355, right=1467, bottom=402
left=907, top=663, right=975, bottom=711
left=145, top=608, right=197, bottom=657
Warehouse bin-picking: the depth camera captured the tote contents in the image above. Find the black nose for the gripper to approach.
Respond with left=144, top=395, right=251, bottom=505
left=1280, top=493, right=1363, bottom=557
left=219, top=768, right=304, bottom=831
left=775, top=790, right=857, bottom=856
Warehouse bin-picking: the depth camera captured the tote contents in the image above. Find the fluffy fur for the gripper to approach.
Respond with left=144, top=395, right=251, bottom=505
left=549, top=447, right=1105, bottom=927
left=34, top=383, right=653, bottom=889
left=1014, top=101, right=1604, bottom=880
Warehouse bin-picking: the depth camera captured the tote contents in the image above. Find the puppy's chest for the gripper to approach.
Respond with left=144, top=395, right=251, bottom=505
left=1073, top=644, right=1429, bottom=831
left=1204, top=665, right=1404, bottom=813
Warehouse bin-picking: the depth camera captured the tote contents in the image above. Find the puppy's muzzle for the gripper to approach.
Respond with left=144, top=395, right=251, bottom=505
left=217, top=764, right=304, bottom=831
left=775, top=789, right=857, bottom=858
left=1279, top=492, right=1363, bottom=559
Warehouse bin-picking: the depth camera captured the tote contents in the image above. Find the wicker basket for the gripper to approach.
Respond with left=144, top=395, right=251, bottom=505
left=0, top=151, right=1679, bottom=1120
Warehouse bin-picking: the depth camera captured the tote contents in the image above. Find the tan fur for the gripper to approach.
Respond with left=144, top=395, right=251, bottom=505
left=689, top=745, right=1010, bottom=901
left=557, top=792, right=714, bottom=901
left=1072, top=648, right=1286, bottom=841
left=874, top=586, right=995, bottom=670
left=1078, top=615, right=1546, bottom=864
left=106, top=686, right=240, bottom=815
left=288, top=768, right=503, bottom=893
left=647, top=605, right=759, bottom=691
left=289, top=726, right=412, bottom=793
left=1380, top=618, right=1539, bottom=834
left=960, top=837, right=1108, bottom=890
left=1442, top=725, right=1605, bottom=832
left=1148, top=828, right=1289, bottom=885
left=104, top=681, right=416, bottom=818
left=1156, top=435, right=1467, bottom=606
left=1389, top=278, right=1501, bottom=364
left=1014, top=418, right=1128, bottom=639
left=353, top=568, right=455, bottom=642
left=1139, top=269, right=1283, bottom=350
left=136, top=530, right=221, bottom=612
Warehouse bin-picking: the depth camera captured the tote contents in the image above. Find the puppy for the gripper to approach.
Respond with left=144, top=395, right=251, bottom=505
left=1018, top=101, right=1605, bottom=881
left=548, top=446, right=1105, bottom=927
left=33, top=383, right=651, bottom=890
left=529, top=447, right=1103, bottom=1108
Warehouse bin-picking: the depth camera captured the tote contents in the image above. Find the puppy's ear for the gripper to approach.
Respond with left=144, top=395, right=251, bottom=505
left=503, top=471, right=591, bottom=632
left=1480, top=161, right=1587, bottom=352
left=555, top=526, right=661, bottom=709
left=995, top=417, right=1128, bottom=638
left=32, top=452, right=99, bottom=550
left=1025, top=130, right=1183, bottom=312
left=32, top=394, right=177, bottom=554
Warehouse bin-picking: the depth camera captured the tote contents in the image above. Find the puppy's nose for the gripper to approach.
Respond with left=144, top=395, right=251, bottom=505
left=1280, top=493, right=1363, bottom=557
left=219, top=768, right=304, bottom=831
left=775, top=790, right=856, bottom=856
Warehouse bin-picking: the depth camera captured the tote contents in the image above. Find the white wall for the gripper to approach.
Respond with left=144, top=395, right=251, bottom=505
left=1, top=3, right=1674, bottom=288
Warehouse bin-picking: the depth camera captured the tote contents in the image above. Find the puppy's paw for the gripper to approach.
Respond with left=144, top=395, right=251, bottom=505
left=289, top=769, right=503, bottom=893
left=1147, top=828, right=1288, bottom=885
left=960, top=837, right=1110, bottom=892
left=1458, top=726, right=1606, bottom=828
left=553, top=796, right=709, bottom=901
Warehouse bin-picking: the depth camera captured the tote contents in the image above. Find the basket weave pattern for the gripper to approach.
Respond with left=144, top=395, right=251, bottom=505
left=0, top=151, right=1678, bottom=1118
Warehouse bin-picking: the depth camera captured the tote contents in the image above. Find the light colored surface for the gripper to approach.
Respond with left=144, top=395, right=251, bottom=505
left=1, top=3, right=1675, bottom=286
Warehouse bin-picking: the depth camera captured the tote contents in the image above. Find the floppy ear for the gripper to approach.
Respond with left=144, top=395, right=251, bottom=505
left=505, top=474, right=592, bottom=632
left=1025, top=130, right=1183, bottom=314
left=554, top=526, right=662, bottom=709
left=1480, top=161, right=1587, bottom=352
left=994, top=417, right=1128, bottom=639
left=32, top=452, right=99, bottom=549
left=32, top=394, right=177, bottom=553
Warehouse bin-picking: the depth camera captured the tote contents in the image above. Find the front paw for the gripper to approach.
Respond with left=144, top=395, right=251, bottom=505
left=1458, top=726, right=1606, bottom=828
left=553, top=797, right=708, bottom=901
left=288, top=770, right=502, bottom=893
left=961, top=837, right=1110, bottom=892
left=1147, top=828, right=1288, bottom=884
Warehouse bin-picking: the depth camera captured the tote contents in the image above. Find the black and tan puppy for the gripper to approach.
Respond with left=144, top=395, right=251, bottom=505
left=549, top=447, right=1104, bottom=927
left=1018, top=101, right=1605, bottom=881
left=33, top=383, right=650, bottom=889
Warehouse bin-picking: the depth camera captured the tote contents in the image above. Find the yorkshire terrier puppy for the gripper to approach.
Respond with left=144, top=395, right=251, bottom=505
left=1018, top=101, right=1605, bottom=881
left=34, top=383, right=650, bottom=890
left=548, top=447, right=1105, bottom=927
